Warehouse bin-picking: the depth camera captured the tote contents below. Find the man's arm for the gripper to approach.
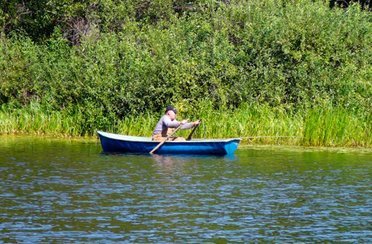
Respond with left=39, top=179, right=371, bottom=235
left=163, top=116, right=182, bottom=128
left=180, top=122, right=194, bottom=130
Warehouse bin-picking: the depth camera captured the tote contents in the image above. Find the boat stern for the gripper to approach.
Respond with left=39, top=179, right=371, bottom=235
left=224, top=139, right=241, bottom=155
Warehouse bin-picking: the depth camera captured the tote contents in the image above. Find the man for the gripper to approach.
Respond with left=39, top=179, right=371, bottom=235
left=152, top=105, right=200, bottom=141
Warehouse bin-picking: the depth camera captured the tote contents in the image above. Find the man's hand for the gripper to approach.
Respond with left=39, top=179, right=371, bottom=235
left=193, top=120, right=201, bottom=126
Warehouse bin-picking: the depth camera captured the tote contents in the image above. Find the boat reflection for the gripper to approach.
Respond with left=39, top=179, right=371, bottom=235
left=151, top=153, right=237, bottom=165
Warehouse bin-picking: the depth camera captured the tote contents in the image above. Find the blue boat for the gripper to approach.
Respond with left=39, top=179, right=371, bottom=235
left=97, top=131, right=241, bottom=155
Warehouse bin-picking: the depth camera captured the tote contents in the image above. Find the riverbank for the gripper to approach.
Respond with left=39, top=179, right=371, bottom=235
left=1, top=134, right=371, bottom=155
left=239, top=144, right=372, bottom=154
left=1, top=0, right=370, bottom=150
left=1, top=103, right=370, bottom=148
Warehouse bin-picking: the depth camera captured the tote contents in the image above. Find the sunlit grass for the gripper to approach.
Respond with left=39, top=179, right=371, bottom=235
left=302, top=107, right=371, bottom=147
left=0, top=103, right=81, bottom=137
left=1, top=103, right=369, bottom=147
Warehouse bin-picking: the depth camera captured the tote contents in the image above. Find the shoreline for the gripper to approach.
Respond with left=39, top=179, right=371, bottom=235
left=1, top=134, right=371, bottom=154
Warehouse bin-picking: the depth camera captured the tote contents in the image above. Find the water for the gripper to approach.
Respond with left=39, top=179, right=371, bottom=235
left=1, top=136, right=371, bottom=242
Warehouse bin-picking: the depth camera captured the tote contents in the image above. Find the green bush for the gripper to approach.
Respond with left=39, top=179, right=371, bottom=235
left=0, top=0, right=370, bottom=146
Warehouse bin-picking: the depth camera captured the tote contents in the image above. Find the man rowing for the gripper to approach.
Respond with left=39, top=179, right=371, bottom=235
left=152, top=105, right=200, bottom=142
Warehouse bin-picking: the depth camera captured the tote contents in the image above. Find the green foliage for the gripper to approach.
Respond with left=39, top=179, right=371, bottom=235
left=0, top=0, right=371, bottom=147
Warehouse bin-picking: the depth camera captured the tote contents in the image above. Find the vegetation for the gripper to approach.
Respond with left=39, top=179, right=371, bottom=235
left=0, top=0, right=371, bottom=147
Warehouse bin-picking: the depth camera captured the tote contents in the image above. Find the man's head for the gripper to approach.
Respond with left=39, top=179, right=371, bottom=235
left=165, top=105, right=177, bottom=120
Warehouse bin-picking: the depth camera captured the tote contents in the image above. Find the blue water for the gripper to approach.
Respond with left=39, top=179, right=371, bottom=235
left=0, top=137, right=371, bottom=242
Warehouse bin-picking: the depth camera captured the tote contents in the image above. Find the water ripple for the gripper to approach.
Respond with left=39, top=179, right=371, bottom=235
left=0, top=139, right=371, bottom=242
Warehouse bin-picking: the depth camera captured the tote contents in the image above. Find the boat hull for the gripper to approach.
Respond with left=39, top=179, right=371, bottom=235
left=97, top=131, right=240, bottom=155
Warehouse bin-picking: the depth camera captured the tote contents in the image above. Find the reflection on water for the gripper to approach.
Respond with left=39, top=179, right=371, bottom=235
left=0, top=137, right=371, bottom=242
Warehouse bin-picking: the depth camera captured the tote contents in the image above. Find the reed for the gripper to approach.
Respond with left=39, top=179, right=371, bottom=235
left=1, top=102, right=369, bottom=147
left=0, top=103, right=81, bottom=137
left=302, top=107, right=371, bottom=147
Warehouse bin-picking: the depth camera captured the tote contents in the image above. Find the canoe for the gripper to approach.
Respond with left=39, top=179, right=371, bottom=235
left=97, top=131, right=241, bottom=155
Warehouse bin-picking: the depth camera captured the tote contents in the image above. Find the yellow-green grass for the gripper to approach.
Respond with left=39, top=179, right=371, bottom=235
left=1, top=104, right=370, bottom=148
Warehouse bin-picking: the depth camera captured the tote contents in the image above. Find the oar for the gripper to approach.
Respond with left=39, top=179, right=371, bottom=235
left=150, top=125, right=182, bottom=154
left=186, top=119, right=201, bottom=141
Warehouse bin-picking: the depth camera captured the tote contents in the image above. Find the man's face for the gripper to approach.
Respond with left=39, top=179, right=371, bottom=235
left=167, top=110, right=176, bottom=120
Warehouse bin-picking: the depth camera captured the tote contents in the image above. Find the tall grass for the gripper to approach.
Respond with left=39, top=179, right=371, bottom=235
left=0, top=102, right=81, bottom=137
left=1, top=102, right=370, bottom=147
left=302, top=107, right=371, bottom=147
